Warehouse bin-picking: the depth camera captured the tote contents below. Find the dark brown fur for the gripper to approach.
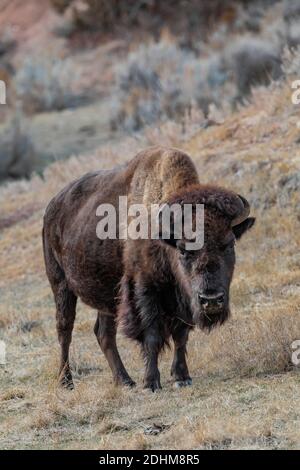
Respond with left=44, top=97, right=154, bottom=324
left=43, top=146, right=255, bottom=390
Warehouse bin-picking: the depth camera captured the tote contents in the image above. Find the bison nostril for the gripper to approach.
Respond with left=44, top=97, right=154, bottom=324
left=216, top=293, right=225, bottom=305
left=199, top=295, right=209, bottom=307
left=198, top=294, right=210, bottom=308
left=198, top=292, right=225, bottom=308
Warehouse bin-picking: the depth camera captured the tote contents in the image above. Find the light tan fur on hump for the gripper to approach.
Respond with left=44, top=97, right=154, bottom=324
left=129, top=146, right=199, bottom=206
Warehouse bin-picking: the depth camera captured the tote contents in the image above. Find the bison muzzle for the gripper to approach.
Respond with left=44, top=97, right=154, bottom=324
left=43, top=146, right=255, bottom=391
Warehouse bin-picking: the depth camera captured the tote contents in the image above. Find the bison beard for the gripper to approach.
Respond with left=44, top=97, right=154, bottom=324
left=118, top=272, right=230, bottom=343
left=43, top=146, right=255, bottom=391
left=192, top=302, right=230, bottom=331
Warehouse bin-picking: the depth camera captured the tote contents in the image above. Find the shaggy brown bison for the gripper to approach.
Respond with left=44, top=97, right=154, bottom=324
left=43, top=146, right=255, bottom=391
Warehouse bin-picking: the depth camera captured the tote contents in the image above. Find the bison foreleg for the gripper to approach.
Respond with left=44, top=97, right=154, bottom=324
left=142, top=321, right=164, bottom=392
left=171, top=325, right=192, bottom=388
left=94, top=312, right=135, bottom=387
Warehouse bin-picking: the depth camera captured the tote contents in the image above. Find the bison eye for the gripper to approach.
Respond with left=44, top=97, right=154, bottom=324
left=220, top=240, right=235, bottom=252
left=177, top=243, right=197, bottom=258
left=178, top=245, right=191, bottom=257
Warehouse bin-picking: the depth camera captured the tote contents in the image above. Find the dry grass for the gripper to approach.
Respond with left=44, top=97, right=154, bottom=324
left=0, top=77, right=300, bottom=450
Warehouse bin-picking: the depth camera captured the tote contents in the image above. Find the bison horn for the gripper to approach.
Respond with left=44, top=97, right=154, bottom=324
left=231, top=195, right=250, bottom=227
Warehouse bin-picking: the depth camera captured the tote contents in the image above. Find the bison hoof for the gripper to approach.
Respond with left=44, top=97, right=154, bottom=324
left=59, top=376, right=74, bottom=390
left=122, top=377, right=136, bottom=388
left=144, top=380, right=162, bottom=393
left=174, top=378, right=192, bottom=388
left=115, top=375, right=136, bottom=388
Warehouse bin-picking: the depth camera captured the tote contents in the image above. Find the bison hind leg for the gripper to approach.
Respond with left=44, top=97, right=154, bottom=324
left=54, top=279, right=77, bottom=390
left=94, top=312, right=136, bottom=387
left=43, top=230, right=77, bottom=389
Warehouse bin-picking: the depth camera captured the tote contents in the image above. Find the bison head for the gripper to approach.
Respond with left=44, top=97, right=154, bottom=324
left=158, top=185, right=255, bottom=330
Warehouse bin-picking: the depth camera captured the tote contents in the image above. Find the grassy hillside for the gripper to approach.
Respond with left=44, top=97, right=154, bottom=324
left=0, top=74, right=300, bottom=449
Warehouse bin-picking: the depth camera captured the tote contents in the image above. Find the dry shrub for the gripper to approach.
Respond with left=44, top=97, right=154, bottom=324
left=111, top=30, right=289, bottom=132
left=28, top=410, right=56, bottom=430
left=50, top=0, right=73, bottom=14
left=0, top=203, right=41, bottom=231
left=0, top=113, right=36, bottom=182
left=283, top=0, right=300, bottom=24
left=111, top=41, right=227, bottom=131
left=50, top=1, right=240, bottom=34
left=15, top=57, right=92, bottom=114
left=173, top=414, right=279, bottom=450
left=225, top=37, right=283, bottom=99
left=0, top=27, right=16, bottom=57
left=122, top=434, right=149, bottom=451
left=0, top=388, right=26, bottom=401
left=192, top=305, right=300, bottom=379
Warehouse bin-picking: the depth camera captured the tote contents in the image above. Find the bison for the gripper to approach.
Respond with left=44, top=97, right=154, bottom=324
left=43, top=146, right=255, bottom=391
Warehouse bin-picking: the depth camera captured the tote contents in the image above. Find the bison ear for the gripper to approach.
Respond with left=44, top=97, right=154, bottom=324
left=232, top=217, right=255, bottom=240
left=158, top=218, right=178, bottom=249
left=159, top=233, right=178, bottom=248
left=157, top=203, right=180, bottom=249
